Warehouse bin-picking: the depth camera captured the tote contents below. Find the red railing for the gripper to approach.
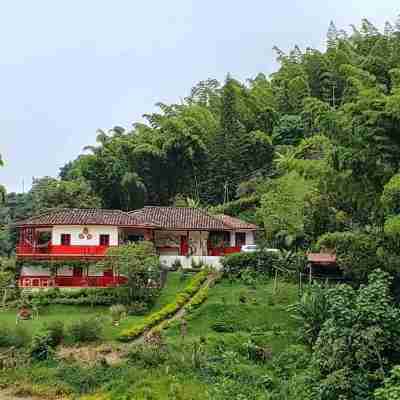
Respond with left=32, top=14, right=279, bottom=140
left=17, top=244, right=110, bottom=257
left=208, top=246, right=241, bottom=256
left=54, top=276, right=127, bottom=287
left=19, top=275, right=127, bottom=288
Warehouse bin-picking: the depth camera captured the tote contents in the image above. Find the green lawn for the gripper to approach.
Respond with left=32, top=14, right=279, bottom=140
left=0, top=272, right=189, bottom=342
left=0, top=276, right=303, bottom=400
left=165, top=278, right=299, bottom=352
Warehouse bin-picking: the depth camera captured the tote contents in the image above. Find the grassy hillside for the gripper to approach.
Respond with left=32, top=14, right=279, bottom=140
left=0, top=276, right=303, bottom=400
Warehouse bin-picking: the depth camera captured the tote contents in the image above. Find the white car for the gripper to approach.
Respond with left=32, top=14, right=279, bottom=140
left=241, top=245, right=279, bottom=253
left=241, top=244, right=258, bottom=252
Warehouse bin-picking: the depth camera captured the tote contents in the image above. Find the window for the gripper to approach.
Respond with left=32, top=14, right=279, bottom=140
left=127, top=234, right=144, bottom=243
left=61, top=234, right=71, bottom=246
left=235, top=232, right=246, bottom=247
left=223, top=232, right=231, bottom=247
left=99, top=234, right=110, bottom=246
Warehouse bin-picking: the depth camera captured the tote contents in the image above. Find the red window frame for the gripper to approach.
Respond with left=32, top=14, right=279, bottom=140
left=99, top=234, right=110, bottom=246
left=60, top=234, right=71, bottom=246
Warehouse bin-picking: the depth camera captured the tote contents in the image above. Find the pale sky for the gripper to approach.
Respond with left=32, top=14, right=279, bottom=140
left=0, top=0, right=399, bottom=193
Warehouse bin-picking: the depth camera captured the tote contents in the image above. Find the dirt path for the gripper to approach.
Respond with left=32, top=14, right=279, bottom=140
left=55, top=274, right=218, bottom=365
left=0, top=390, right=62, bottom=400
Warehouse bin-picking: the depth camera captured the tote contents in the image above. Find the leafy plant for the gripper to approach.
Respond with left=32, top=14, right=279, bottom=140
left=290, top=283, right=329, bottom=348
left=43, top=320, right=64, bottom=346
left=109, top=304, right=127, bottom=324
left=30, top=331, right=55, bottom=361
left=68, top=318, right=103, bottom=343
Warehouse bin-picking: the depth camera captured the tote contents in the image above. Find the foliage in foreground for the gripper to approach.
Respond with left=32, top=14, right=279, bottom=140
left=308, top=270, right=400, bottom=399
left=103, top=241, right=162, bottom=304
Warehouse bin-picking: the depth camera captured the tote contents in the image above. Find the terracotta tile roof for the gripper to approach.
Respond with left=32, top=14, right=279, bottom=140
left=130, top=207, right=228, bottom=230
left=15, top=209, right=157, bottom=227
left=16, top=207, right=258, bottom=231
left=215, top=214, right=258, bottom=230
left=307, top=253, right=336, bottom=264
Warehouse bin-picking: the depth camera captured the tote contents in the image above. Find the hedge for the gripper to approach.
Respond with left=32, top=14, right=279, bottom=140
left=118, top=269, right=209, bottom=341
left=221, top=251, right=279, bottom=278
left=26, top=287, right=159, bottom=306
left=184, top=286, right=209, bottom=313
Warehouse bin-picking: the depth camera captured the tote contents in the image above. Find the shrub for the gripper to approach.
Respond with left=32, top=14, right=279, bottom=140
left=316, top=231, right=381, bottom=282
left=30, top=332, right=54, bottom=361
left=271, top=345, right=310, bottom=379
left=43, top=320, right=64, bottom=346
left=310, top=270, right=400, bottom=399
left=381, top=173, right=400, bottom=216
left=171, top=259, right=182, bottom=271
left=210, top=195, right=259, bottom=217
left=104, top=242, right=161, bottom=304
left=221, top=251, right=278, bottom=279
left=185, top=287, right=209, bottom=312
left=211, top=321, right=235, bottom=333
left=109, top=304, right=126, bottom=323
left=0, top=325, right=30, bottom=347
left=191, top=258, right=204, bottom=270
left=375, top=365, right=400, bottom=400
left=127, top=344, right=168, bottom=367
left=127, top=301, right=149, bottom=316
left=290, top=283, right=329, bottom=348
left=68, top=318, right=103, bottom=343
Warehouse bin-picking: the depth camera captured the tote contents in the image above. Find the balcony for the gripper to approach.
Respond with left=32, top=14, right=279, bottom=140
left=16, top=244, right=110, bottom=260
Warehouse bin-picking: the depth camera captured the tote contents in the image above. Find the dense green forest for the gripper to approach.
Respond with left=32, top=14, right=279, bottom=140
left=3, top=18, right=400, bottom=252
left=3, top=16, right=400, bottom=399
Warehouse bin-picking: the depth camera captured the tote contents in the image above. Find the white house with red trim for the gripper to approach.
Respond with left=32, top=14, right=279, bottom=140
left=15, top=207, right=258, bottom=288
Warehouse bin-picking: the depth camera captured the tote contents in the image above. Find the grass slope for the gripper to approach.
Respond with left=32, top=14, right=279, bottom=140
left=0, top=272, right=188, bottom=342
left=0, top=277, right=303, bottom=400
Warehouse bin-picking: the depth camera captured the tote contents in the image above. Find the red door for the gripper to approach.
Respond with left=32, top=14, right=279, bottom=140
left=180, top=236, right=189, bottom=256
left=73, top=267, right=83, bottom=277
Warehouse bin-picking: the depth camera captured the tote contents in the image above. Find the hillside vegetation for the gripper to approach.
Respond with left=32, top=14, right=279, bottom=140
left=2, top=15, right=400, bottom=399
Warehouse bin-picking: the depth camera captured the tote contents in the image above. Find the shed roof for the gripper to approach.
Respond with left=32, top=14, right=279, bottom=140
left=307, top=253, right=336, bottom=264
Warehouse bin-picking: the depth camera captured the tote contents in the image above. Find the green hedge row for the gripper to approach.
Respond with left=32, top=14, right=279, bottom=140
left=184, top=286, right=209, bottom=313
left=118, top=270, right=209, bottom=342
left=26, top=287, right=159, bottom=306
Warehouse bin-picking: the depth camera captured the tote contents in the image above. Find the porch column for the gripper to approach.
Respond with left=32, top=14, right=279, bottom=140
left=143, top=229, right=153, bottom=241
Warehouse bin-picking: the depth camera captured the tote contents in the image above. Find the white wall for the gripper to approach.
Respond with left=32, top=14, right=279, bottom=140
left=52, top=225, right=119, bottom=246
left=246, top=231, right=255, bottom=245
left=160, top=255, right=222, bottom=270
